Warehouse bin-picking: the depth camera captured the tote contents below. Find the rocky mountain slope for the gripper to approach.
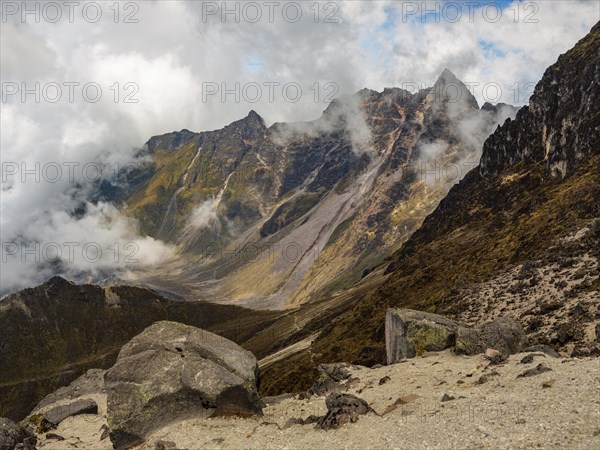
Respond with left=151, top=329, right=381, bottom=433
left=257, top=21, right=600, bottom=395
left=115, top=70, right=516, bottom=309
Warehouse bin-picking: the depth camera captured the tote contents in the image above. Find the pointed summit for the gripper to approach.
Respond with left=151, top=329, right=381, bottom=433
left=244, top=109, right=266, bottom=128
left=247, top=109, right=262, bottom=120
left=435, top=68, right=459, bottom=85
left=226, top=109, right=266, bottom=131
left=432, top=68, right=479, bottom=110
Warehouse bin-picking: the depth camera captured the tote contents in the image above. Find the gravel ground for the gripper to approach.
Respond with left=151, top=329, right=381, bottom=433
left=34, top=350, right=600, bottom=450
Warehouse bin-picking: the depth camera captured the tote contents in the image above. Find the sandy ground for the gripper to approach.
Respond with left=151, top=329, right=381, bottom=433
left=33, top=350, right=600, bottom=450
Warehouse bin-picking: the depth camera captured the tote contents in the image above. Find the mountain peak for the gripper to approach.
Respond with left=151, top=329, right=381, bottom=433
left=240, top=109, right=266, bottom=129
left=431, top=68, right=479, bottom=110
left=436, top=68, right=458, bottom=83
left=247, top=109, right=262, bottom=120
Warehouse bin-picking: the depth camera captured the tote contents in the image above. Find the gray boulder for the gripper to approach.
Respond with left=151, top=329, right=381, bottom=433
left=32, top=369, right=106, bottom=413
left=455, top=317, right=527, bottom=355
left=386, top=309, right=459, bottom=363
left=22, top=369, right=105, bottom=434
left=105, top=321, right=262, bottom=449
left=42, top=399, right=98, bottom=430
left=0, top=418, right=35, bottom=450
left=386, top=309, right=527, bottom=363
left=308, top=363, right=353, bottom=396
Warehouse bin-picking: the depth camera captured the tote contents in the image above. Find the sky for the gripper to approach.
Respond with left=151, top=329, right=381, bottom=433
left=1, top=0, right=599, bottom=294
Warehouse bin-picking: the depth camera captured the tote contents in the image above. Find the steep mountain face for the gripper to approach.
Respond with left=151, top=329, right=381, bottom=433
left=0, top=276, right=280, bottom=421
left=257, top=22, right=600, bottom=395
left=119, top=71, right=516, bottom=309
left=480, top=28, right=599, bottom=179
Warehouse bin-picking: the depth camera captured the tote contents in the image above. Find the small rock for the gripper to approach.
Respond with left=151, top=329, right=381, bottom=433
left=520, top=354, right=535, bottom=364
left=484, top=348, right=501, bottom=359
left=318, top=393, right=373, bottom=430
left=477, top=375, right=489, bottom=384
left=378, top=376, right=391, bottom=385
left=517, top=364, right=553, bottom=378
left=476, top=425, right=491, bottom=437
left=13, top=436, right=37, bottom=450
left=45, top=432, right=64, bottom=441
left=571, top=305, right=586, bottom=316
left=441, top=394, right=456, bottom=402
left=381, top=394, right=421, bottom=415
left=541, top=379, right=556, bottom=388
left=283, top=418, right=304, bottom=429
left=522, top=345, right=560, bottom=357
left=155, top=440, right=177, bottom=450
left=42, top=399, right=98, bottom=430
left=345, top=377, right=362, bottom=390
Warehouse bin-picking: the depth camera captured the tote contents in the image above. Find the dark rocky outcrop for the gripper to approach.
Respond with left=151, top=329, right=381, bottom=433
left=105, top=321, right=262, bottom=449
left=480, top=22, right=599, bottom=178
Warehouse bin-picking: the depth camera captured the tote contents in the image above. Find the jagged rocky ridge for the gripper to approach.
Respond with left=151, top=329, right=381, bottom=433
left=115, top=70, right=517, bottom=308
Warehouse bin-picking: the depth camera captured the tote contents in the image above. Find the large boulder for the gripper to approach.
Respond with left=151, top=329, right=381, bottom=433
left=386, top=309, right=527, bottom=363
left=386, top=309, right=459, bottom=363
left=105, top=321, right=262, bottom=449
left=455, top=317, right=527, bottom=355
